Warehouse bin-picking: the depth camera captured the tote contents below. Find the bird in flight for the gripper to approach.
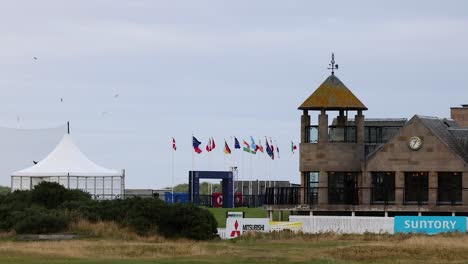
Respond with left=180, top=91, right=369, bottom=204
left=60, top=98, right=63, bottom=102
left=33, top=57, right=38, bottom=60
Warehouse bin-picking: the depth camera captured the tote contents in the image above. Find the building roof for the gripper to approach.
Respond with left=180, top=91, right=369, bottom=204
left=332, top=118, right=407, bottom=127
left=298, top=74, right=368, bottom=111
left=12, top=134, right=123, bottom=177
left=417, top=116, right=468, bottom=163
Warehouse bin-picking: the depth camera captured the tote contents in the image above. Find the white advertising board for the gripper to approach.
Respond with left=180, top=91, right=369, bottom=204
left=225, top=218, right=270, bottom=239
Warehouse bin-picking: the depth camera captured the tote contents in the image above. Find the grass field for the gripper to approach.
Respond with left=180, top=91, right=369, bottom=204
left=4, top=233, right=468, bottom=264
left=207, top=207, right=290, bottom=227
left=3, top=233, right=468, bottom=263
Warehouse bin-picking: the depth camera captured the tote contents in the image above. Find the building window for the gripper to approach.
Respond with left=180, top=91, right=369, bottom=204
left=305, top=126, right=319, bottom=143
left=404, top=172, right=428, bottom=205
left=305, top=172, right=319, bottom=204
left=371, top=172, right=395, bottom=204
left=328, top=172, right=358, bottom=205
left=329, top=126, right=356, bottom=143
left=438, top=172, right=462, bottom=205
left=365, top=126, right=401, bottom=144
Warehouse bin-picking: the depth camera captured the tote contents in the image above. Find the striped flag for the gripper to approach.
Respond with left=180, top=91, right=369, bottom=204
left=243, top=139, right=255, bottom=154
left=291, top=141, right=297, bottom=154
left=224, top=141, right=232, bottom=154
left=192, top=136, right=202, bottom=154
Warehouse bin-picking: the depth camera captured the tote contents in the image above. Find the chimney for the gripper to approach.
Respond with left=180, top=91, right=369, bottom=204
left=451, top=104, right=468, bottom=127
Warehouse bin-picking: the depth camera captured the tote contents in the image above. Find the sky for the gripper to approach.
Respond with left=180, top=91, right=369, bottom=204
left=0, top=0, right=467, bottom=188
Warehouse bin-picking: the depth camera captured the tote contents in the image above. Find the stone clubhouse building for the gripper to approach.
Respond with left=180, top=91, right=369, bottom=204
left=266, top=63, right=468, bottom=217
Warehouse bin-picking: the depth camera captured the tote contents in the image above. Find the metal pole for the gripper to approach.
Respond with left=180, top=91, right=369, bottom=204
left=171, top=144, right=175, bottom=203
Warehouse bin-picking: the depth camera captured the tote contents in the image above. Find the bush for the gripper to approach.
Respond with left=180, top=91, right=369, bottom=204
left=0, top=182, right=218, bottom=240
left=160, top=203, right=218, bottom=240
left=13, top=207, right=69, bottom=234
left=31, top=182, right=91, bottom=209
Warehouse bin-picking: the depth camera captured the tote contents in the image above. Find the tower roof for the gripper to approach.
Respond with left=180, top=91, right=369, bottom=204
left=298, top=74, right=367, bottom=111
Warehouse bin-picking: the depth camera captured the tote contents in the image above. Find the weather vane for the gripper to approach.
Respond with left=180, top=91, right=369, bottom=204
left=328, top=53, right=339, bottom=75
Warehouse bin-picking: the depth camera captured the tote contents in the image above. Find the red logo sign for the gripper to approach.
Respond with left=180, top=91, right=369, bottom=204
left=230, top=220, right=241, bottom=237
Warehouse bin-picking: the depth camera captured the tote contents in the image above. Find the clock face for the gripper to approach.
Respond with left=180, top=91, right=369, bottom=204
left=409, top=136, right=423, bottom=151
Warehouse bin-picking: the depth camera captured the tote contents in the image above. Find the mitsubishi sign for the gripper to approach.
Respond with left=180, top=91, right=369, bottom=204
left=225, top=218, right=270, bottom=239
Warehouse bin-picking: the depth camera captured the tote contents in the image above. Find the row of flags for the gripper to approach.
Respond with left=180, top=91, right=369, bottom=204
left=173, top=136, right=298, bottom=160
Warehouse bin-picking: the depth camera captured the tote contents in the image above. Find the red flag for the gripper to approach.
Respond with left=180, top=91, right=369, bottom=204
left=258, top=139, right=264, bottom=153
left=211, top=137, right=216, bottom=150
left=172, top=138, right=177, bottom=151
left=206, top=138, right=212, bottom=152
left=193, top=136, right=202, bottom=154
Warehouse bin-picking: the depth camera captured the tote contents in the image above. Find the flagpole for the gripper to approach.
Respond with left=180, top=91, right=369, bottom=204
left=191, top=134, right=194, bottom=204
left=171, top=140, right=174, bottom=204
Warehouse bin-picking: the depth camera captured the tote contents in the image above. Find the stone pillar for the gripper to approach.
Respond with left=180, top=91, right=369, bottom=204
left=395, top=171, right=404, bottom=205
left=428, top=171, right=438, bottom=206
left=318, top=170, right=328, bottom=205
left=301, top=110, right=310, bottom=143
left=337, top=110, right=347, bottom=126
left=355, top=110, right=365, bottom=144
left=268, top=210, right=273, bottom=220
left=318, top=110, right=328, bottom=144
left=360, top=171, right=372, bottom=205
left=300, top=172, right=306, bottom=204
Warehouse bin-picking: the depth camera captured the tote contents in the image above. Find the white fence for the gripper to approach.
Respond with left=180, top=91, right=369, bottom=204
left=217, top=228, right=227, bottom=239
left=289, top=216, right=394, bottom=234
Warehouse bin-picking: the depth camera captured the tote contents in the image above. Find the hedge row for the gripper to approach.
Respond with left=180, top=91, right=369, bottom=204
left=0, top=182, right=218, bottom=240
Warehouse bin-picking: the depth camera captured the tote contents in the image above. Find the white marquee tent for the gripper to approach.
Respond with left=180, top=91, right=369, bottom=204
left=11, top=133, right=125, bottom=199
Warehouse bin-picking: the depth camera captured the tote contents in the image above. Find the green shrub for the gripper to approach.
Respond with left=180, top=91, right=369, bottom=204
left=13, top=207, right=69, bottom=234
left=31, top=182, right=91, bottom=209
left=160, top=203, right=218, bottom=240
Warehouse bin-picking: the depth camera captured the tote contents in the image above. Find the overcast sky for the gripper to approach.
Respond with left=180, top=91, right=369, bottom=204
left=0, top=1, right=467, bottom=188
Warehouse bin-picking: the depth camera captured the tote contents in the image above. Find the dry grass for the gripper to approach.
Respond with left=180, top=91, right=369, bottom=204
left=0, top=240, right=207, bottom=259
left=2, top=232, right=468, bottom=263
left=69, top=219, right=165, bottom=242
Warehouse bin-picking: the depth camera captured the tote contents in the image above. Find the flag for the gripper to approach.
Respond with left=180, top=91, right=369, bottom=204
left=192, top=136, right=202, bottom=154
left=234, top=137, right=240, bottom=149
left=266, top=139, right=273, bottom=159
left=250, top=136, right=257, bottom=151
left=211, top=137, right=216, bottom=150
left=206, top=138, right=212, bottom=152
left=258, top=139, right=264, bottom=153
left=224, top=141, right=232, bottom=154
left=243, top=139, right=255, bottom=154
left=276, top=146, right=280, bottom=159
left=172, top=138, right=177, bottom=151
left=270, top=138, right=275, bottom=160
left=291, top=141, right=297, bottom=154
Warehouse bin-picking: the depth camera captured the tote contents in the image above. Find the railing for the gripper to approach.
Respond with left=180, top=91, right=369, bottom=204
left=329, top=126, right=357, bottom=143
left=198, top=194, right=266, bottom=208
left=264, top=187, right=465, bottom=206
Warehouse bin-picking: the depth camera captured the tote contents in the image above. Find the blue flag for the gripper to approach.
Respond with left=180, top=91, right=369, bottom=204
left=266, top=139, right=272, bottom=158
left=234, top=137, right=241, bottom=149
left=250, top=136, right=257, bottom=150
